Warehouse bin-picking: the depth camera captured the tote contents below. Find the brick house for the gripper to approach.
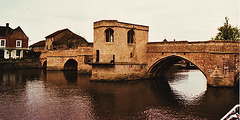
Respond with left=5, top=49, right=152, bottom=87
left=0, top=23, right=29, bottom=59
left=29, top=40, right=46, bottom=53
left=45, top=28, right=89, bottom=50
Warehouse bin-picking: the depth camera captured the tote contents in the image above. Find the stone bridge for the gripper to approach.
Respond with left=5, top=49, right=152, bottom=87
left=39, top=20, right=239, bottom=87
left=40, top=46, right=92, bottom=73
left=40, top=40, right=239, bottom=87
left=147, top=40, right=239, bottom=87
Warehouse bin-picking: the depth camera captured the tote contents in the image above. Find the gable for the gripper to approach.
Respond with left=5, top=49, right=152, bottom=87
left=10, top=27, right=28, bottom=39
left=45, top=28, right=71, bottom=38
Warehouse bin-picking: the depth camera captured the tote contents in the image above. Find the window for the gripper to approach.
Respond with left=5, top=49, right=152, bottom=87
left=16, top=40, right=22, bottom=47
left=51, top=37, right=54, bottom=41
left=105, top=28, right=114, bottom=42
left=130, top=53, right=133, bottom=58
left=53, top=45, right=57, bottom=50
left=96, top=50, right=99, bottom=62
left=0, top=39, right=5, bottom=47
left=127, top=30, right=134, bottom=44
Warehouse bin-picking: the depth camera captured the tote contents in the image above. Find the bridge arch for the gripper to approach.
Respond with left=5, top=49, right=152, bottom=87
left=64, top=59, right=78, bottom=70
left=43, top=60, right=47, bottom=68
left=234, top=72, right=239, bottom=87
left=148, top=55, right=207, bottom=78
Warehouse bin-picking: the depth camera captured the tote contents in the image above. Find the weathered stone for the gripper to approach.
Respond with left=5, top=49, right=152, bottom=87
left=39, top=20, right=239, bottom=87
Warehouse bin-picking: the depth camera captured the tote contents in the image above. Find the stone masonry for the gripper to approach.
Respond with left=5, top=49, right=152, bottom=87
left=40, top=20, right=239, bottom=87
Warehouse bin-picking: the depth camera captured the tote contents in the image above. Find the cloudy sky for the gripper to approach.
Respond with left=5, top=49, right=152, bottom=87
left=1, top=0, right=239, bottom=45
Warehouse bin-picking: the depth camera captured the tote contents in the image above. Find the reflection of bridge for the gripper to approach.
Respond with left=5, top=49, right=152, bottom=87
left=40, top=20, right=239, bottom=87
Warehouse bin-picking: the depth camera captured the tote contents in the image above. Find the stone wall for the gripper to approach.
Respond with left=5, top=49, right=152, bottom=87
left=91, top=20, right=149, bottom=81
left=0, top=61, right=41, bottom=69
left=90, top=63, right=148, bottom=81
left=40, top=47, right=92, bottom=73
left=93, top=20, right=149, bottom=64
left=147, top=40, right=239, bottom=87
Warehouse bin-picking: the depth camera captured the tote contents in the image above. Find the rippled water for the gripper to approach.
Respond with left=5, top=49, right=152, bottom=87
left=0, top=69, right=238, bottom=120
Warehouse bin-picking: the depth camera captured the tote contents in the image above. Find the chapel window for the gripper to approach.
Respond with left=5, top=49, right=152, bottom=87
left=127, top=30, right=134, bottom=44
left=105, top=28, right=114, bottom=42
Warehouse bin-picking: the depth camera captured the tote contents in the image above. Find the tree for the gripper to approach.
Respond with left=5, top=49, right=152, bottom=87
left=214, top=17, right=240, bottom=40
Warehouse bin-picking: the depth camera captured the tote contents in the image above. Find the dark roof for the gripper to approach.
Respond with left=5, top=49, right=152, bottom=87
left=52, top=32, right=88, bottom=45
left=45, top=28, right=70, bottom=38
left=29, top=40, right=46, bottom=47
left=0, top=26, right=13, bottom=36
left=0, top=24, right=27, bottom=38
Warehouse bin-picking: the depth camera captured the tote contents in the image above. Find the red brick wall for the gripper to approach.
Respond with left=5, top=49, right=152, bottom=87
left=8, top=27, right=28, bottom=48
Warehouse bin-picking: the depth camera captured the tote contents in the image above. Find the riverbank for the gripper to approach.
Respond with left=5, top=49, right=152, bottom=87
left=0, top=61, right=41, bottom=69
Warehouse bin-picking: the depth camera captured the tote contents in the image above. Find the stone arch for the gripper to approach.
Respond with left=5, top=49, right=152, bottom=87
left=64, top=59, right=78, bottom=70
left=147, top=55, right=207, bottom=78
left=43, top=60, right=47, bottom=69
left=234, top=72, right=239, bottom=87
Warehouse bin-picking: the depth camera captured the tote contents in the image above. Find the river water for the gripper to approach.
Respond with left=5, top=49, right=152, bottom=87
left=0, top=69, right=238, bottom=120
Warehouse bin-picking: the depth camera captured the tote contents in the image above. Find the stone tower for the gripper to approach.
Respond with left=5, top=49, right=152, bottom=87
left=90, top=20, right=149, bottom=81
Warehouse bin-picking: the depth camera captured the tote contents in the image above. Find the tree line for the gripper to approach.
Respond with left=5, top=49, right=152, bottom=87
left=213, top=17, right=239, bottom=40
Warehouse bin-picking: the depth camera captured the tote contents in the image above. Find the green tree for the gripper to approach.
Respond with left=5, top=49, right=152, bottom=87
left=214, top=17, right=240, bottom=40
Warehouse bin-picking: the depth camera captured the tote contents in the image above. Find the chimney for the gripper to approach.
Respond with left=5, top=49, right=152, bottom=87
left=5, top=23, right=9, bottom=36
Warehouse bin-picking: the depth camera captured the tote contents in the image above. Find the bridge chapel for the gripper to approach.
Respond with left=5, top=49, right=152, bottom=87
left=90, top=20, right=150, bottom=81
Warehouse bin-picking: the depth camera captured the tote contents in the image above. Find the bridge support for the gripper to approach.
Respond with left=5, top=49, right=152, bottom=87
left=90, top=63, right=149, bottom=81
left=208, top=67, right=237, bottom=87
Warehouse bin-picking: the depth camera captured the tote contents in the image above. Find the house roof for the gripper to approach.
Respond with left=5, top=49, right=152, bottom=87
left=52, top=32, right=88, bottom=45
left=0, top=26, right=13, bottom=37
left=45, top=28, right=70, bottom=38
left=0, top=25, right=27, bottom=38
left=29, top=40, right=46, bottom=47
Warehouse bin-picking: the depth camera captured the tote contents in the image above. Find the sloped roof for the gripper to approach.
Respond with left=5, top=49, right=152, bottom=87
left=0, top=26, right=13, bottom=36
left=45, top=28, right=70, bottom=38
left=52, top=32, right=88, bottom=45
left=29, top=40, right=46, bottom=47
left=9, top=26, right=28, bottom=37
left=0, top=25, right=28, bottom=38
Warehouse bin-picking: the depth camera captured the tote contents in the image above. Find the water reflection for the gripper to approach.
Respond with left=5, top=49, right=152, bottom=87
left=0, top=69, right=238, bottom=120
left=63, top=71, right=78, bottom=83
left=168, top=69, right=207, bottom=105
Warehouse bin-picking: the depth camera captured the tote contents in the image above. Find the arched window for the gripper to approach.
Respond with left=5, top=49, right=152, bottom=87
left=127, top=30, right=134, bottom=44
left=105, top=28, right=114, bottom=42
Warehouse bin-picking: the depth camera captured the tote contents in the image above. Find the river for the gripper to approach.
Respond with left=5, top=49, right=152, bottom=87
left=0, top=69, right=238, bottom=120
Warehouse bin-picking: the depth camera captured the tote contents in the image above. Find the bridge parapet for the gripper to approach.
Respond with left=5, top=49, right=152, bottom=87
left=147, top=40, right=239, bottom=54
left=44, top=47, right=92, bottom=57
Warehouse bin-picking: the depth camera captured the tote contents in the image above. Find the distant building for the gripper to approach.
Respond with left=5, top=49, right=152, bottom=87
left=30, top=28, right=91, bottom=53
left=45, top=28, right=89, bottom=50
left=0, top=23, right=29, bottom=59
left=29, top=40, right=46, bottom=53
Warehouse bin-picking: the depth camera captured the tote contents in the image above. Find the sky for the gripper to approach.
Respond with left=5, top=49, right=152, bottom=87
left=1, top=0, right=239, bottom=45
